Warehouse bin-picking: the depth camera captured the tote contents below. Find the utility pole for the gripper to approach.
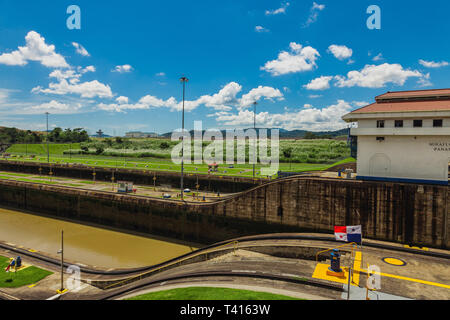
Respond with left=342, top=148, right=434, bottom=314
left=180, top=76, right=189, bottom=201
left=45, top=112, right=50, bottom=164
left=347, top=266, right=351, bottom=300
left=57, top=230, right=65, bottom=294
left=253, top=101, right=257, bottom=179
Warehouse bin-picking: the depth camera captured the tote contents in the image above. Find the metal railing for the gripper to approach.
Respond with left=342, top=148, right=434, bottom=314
left=103, top=240, right=239, bottom=290
left=315, top=242, right=358, bottom=263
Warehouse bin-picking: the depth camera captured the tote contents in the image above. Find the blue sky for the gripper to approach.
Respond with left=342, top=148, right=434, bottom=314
left=0, top=0, right=449, bottom=135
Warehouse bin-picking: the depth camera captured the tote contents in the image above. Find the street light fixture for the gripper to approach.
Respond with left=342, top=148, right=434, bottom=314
left=180, top=76, right=189, bottom=201
left=57, top=230, right=65, bottom=294
left=253, top=101, right=257, bottom=179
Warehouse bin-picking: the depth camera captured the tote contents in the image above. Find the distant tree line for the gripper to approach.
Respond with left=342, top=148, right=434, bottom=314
left=47, top=128, right=90, bottom=143
left=303, top=132, right=333, bottom=139
left=0, top=127, right=90, bottom=144
left=0, top=127, right=43, bottom=144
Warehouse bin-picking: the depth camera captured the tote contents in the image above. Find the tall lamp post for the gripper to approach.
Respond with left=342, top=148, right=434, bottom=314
left=253, top=102, right=257, bottom=179
left=57, top=230, right=65, bottom=294
left=180, top=76, right=189, bottom=201
left=45, top=112, right=50, bottom=164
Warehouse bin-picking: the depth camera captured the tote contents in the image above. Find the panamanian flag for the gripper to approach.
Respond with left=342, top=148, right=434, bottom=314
left=334, top=225, right=362, bottom=244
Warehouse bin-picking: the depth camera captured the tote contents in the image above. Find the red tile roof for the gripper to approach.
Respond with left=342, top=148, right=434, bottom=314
left=348, top=89, right=450, bottom=114
left=351, top=100, right=450, bottom=114
left=376, top=88, right=450, bottom=101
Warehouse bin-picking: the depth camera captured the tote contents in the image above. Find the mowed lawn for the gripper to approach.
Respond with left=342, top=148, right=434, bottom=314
left=126, top=287, right=303, bottom=300
left=0, top=256, right=53, bottom=288
left=5, top=143, right=355, bottom=178
left=1, top=154, right=353, bottom=178
left=6, top=143, right=81, bottom=155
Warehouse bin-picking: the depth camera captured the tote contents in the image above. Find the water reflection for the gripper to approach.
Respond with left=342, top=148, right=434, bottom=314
left=0, top=207, right=198, bottom=269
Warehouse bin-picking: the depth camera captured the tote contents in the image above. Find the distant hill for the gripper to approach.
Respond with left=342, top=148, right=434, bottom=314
left=90, top=134, right=112, bottom=138
left=277, top=128, right=349, bottom=139
left=160, top=128, right=349, bottom=139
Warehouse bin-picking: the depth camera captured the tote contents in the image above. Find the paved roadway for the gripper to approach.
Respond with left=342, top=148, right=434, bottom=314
left=1, top=236, right=448, bottom=300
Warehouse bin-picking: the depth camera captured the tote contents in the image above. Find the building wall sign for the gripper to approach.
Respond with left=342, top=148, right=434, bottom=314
left=429, top=142, right=450, bottom=152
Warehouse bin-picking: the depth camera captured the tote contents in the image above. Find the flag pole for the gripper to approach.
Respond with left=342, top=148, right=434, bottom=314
left=360, top=226, right=364, bottom=268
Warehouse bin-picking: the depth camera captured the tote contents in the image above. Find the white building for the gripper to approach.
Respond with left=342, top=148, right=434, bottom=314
left=125, top=131, right=159, bottom=138
left=342, top=89, right=450, bottom=185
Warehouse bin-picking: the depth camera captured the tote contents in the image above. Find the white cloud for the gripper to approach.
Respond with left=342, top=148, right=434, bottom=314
left=418, top=59, right=449, bottom=68
left=0, top=98, right=86, bottom=115
left=216, top=100, right=352, bottom=131
left=72, top=42, right=90, bottom=57
left=155, top=72, right=166, bottom=76
left=189, top=82, right=243, bottom=111
left=0, top=89, right=11, bottom=103
left=312, top=2, right=325, bottom=10
left=140, top=95, right=177, bottom=108
left=255, top=26, right=269, bottom=33
left=80, top=65, right=96, bottom=73
left=304, top=76, right=333, bottom=90
left=239, top=86, right=284, bottom=109
left=98, top=82, right=284, bottom=114
left=48, top=66, right=95, bottom=84
left=0, top=31, right=69, bottom=68
left=417, top=73, right=433, bottom=87
left=308, top=94, right=322, bottom=99
left=328, top=45, right=353, bottom=60
left=116, top=96, right=129, bottom=104
left=334, top=63, right=423, bottom=88
left=303, top=2, right=325, bottom=27
left=353, top=101, right=369, bottom=107
left=31, top=100, right=72, bottom=111
left=98, top=95, right=177, bottom=113
left=372, top=53, right=383, bottom=61
left=303, top=104, right=313, bottom=108
left=114, top=64, right=133, bottom=73
left=34, top=79, right=114, bottom=98
left=261, top=42, right=320, bottom=76
left=207, top=111, right=231, bottom=118
left=265, top=2, right=290, bottom=15
left=49, top=69, right=81, bottom=82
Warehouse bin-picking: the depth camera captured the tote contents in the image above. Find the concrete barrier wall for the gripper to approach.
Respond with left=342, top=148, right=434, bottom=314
left=204, top=178, right=450, bottom=248
left=0, top=160, right=261, bottom=193
left=0, top=180, right=303, bottom=245
left=0, top=176, right=448, bottom=248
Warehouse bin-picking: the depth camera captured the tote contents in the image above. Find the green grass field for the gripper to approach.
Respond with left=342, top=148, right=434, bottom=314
left=126, top=286, right=303, bottom=300
left=6, top=143, right=81, bottom=156
left=5, top=142, right=355, bottom=178
left=8, top=138, right=350, bottom=163
left=0, top=256, right=53, bottom=288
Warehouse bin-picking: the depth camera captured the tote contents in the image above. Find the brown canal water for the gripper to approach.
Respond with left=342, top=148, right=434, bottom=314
left=0, top=207, right=199, bottom=269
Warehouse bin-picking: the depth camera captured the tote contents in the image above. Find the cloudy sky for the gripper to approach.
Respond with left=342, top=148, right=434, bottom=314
left=0, top=0, right=449, bottom=135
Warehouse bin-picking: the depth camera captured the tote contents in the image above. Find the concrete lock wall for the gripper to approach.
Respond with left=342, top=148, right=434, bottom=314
left=0, top=160, right=260, bottom=193
left=0, top=177, right=448, bottom=248
left=207, top=178, right=450, bottom=248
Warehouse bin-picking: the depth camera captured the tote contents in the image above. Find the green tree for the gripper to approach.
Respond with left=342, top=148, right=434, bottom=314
left=304, top=132, right=318, bottom=139
left=160, top=141, right=170, bottom=149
